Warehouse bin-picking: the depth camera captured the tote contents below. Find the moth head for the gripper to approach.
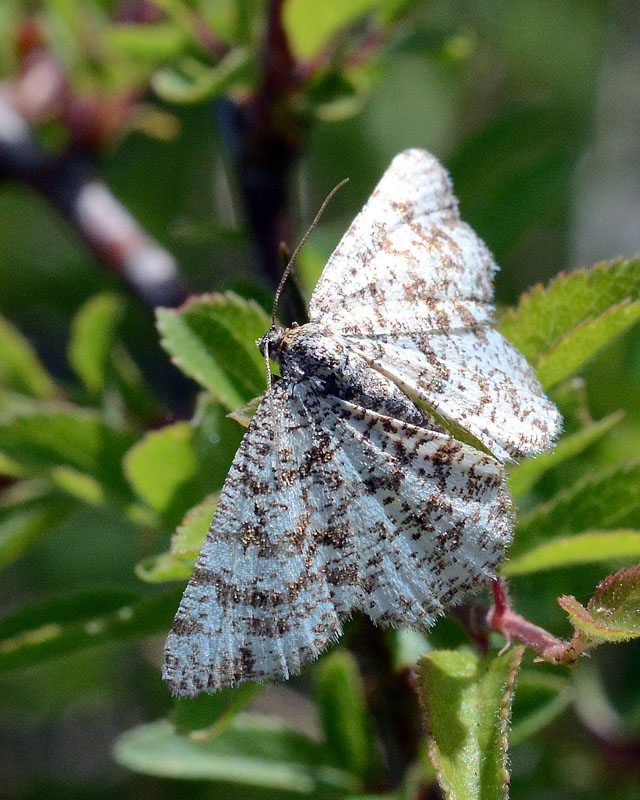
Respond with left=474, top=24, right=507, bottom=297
left=257, top=325, right=287, bottom=361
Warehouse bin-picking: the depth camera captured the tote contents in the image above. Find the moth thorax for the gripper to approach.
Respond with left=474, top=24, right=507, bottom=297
left=277, top=324, right=349, bottom=380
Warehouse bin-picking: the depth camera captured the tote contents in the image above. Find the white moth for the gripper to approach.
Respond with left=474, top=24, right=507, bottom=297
left=163, top=149, right=560, bottom=696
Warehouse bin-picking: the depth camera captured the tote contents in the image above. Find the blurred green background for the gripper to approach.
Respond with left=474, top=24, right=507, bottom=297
left=1, top=1, right=640, bottom=799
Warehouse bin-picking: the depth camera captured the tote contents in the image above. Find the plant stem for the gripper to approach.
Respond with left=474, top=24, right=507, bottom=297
left=0, top=64, right=186, bottom=309
left=214, top=0, right=308, bottom=324
left=488, top=577, right=581, bottom=664
left=348, top=618, right=422, bottom=790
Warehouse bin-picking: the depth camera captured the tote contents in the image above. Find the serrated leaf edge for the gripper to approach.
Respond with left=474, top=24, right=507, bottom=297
left=156, top=291, right=269, bottom=404
left=589, top=563, right=640, bottom=609
left=534, top=298, right=640, bottom=388
left=171, top=492, right=219, bottom=557
left=500, top=256, right=637, bottom=330
left=514, top=459, right=640, bottom=549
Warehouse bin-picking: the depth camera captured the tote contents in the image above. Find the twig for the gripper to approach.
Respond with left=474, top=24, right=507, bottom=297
left=488, top=577, right=580, bottom=664
left=0, top=94, right=186, bottom=309
left=215, top=0, right=307, bottom=323
left=348, top=618, right=421, bottom=789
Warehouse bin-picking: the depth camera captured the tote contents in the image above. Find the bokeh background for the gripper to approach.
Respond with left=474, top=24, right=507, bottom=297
left=1, top=1, right=640, bottom=798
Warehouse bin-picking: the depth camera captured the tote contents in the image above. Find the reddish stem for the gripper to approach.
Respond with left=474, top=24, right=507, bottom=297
left=488, top=577, right=580, bottom=664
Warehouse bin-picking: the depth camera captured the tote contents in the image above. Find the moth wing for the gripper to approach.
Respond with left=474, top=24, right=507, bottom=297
left=309, top=148, right=495, bottom=336
left=345, top=328, right=561, bottom=462
left=309, top=148, right=560, bottom=460
left=320, top=393, right=512, bottom=625
left=163, top=380, right=356, bottom=695
left=164, top=379, right=512, bottom=694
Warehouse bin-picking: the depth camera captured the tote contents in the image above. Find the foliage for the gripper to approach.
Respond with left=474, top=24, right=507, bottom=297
left=156, top=293, right=269, bottom=409
left=1, top=2, right=640, bottom=800
left=418, top=647, right=524, bottom=799
left=559, top=566, right=640, bottom=646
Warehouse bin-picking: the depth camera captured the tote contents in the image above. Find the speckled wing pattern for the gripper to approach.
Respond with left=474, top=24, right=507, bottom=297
left=163, top=149, right=560, bottom=696
left=163, top=380, right=510, bottom=695
left=309, top=149, right=560, bottom=461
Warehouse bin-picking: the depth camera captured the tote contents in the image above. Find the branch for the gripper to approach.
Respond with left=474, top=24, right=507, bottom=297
left=488, top=577, right=580, bottom=665
left=347, top=617, right=422, bottom=789
left=215, top=0, right=307, bottom=323
left=0, top=93, right=186, bottom=309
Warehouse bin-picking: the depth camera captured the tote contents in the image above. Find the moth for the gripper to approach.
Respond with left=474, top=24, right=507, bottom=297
left=163, top=149, right=560, bottom=696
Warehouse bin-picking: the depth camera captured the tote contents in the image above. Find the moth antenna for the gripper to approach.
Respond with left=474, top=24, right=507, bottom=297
left=271, top=177, right=349, bottom=325
left=264, top=345, right=272, bottom=396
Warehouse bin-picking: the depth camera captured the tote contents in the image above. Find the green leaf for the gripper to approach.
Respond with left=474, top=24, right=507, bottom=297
left=0, top=450, right=25, bottom=478
left=152, top=48, right=252, bottom=104
left=313, top=650, right=380, bottom=783
left=284, top=0, right=383, bottom=60
left=558, top=565, right=640, bottom=644
left=305, top=69, right=369, bottom=123
left=68, top=292, right=159, bottom=421
left=0, top=313, right=59, bottom=400
left=0, top=404, right=136, bottom=503
left=507, top=412, right=623, bottom=497
left=0, top=588, right=137, bottom=639
left=172, top=493, right=219, bottom=557
left=67, top=285, right=157, bottom=420
left=135, top=493, right=218, bottom=584
left=68, top=292, right=123, bottom=396
left=504, top=530, right=640, bottom=576
left=135, top=551, right=195, bottom=583
left=570, top=659, right=627, bottom=739
left=156, top=292, right=269, bottom=410
left=125, top=422, right=198, bottom=513
left=109, top=343, right=162, bottom=420
left=169, top=218, right=248, bottom=246
left=509, top=671, right=572, bottom=745
left=0, top=482, right=75, bottom=569
left=227, top=393, right=264, bottom=427
left=294, top=244, right=328, bottom=302
left=105, top=21, right=189, bottom=61
left=124, top=398, right=240, bottom=528
left=173, top=684, right=263, bottom=738
left=535, top=299, right=640, bottom=389
left=547, top=377, right=591, bottom=435
left=201, top=0, right=238, bottom=43
left=390, top=628, right=432, bottom=671
left=0, top=453, right=26, bottom=478
left=501, top=257, right=640, bottom=359
left=499, top=257, right=640, bottom=385
left=0, top=589, right=182, bottom=673
left=143, top=0, right=210, bottom=43
left=113, top=713, right=358, bottom=792
left=376, top=0, right=414, bottom=25
left=512, top=462, right=640, bottom=557
left=417, top=646, right=524, bottom=800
